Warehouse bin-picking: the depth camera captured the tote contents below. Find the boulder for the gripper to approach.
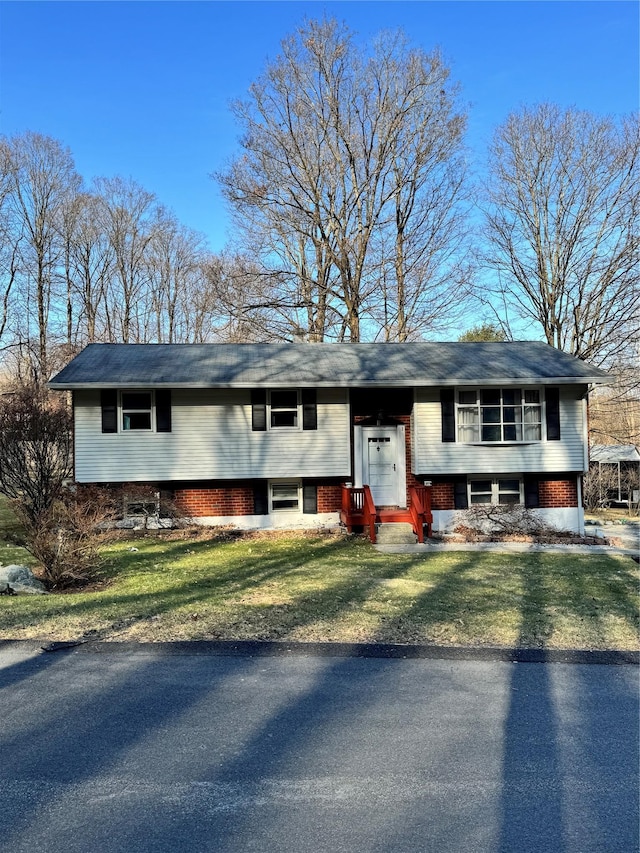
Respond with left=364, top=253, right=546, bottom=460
left=0, top=564, right=47, bottom=594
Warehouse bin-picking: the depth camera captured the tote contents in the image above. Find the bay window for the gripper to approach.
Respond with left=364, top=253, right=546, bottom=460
left=456, top=388, right=542, bottom=443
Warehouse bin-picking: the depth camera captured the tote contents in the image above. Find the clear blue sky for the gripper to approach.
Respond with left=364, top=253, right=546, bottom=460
left=1, top=1, right=638, bottom=252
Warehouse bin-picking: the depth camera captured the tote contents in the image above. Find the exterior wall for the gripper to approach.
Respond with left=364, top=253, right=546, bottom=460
left=174, top=483, right=255, bottom=517
left=74, top=388, right=350, bottom=483
left=412, top=385, right=587, bottom=475
left=189, top=512, right=340, bottom=531
left=429, top=474, right=583, bottom=534
left=173, top=481, right=344, bottom=518
left=432, top=507, right=583, bottom=535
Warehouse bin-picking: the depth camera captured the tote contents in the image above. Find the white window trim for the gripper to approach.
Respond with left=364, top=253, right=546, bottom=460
left=120, top=390, right=156, bottom=433
left=468, top=477, right=524, bottom=506
left=456, top=387, right=543, bottom=445
left=269, top=479, right=302, bottom=512
left=268, top=389, right=302, bottom=431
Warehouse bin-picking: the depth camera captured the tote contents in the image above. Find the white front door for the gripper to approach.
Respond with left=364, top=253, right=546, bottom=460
left=364, top=427, right=400, bottom=506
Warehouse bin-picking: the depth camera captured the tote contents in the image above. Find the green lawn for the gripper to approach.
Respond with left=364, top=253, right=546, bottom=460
left=1, top=530, right=638, bottom=650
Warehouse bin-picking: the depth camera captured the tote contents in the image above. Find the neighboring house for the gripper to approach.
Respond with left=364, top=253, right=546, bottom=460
left=49, top=341, right=608, bottom=536
left=589, top=444, right=640, bottom=507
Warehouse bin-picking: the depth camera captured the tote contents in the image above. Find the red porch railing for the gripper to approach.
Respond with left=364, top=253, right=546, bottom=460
left=340, top=483, right=433, bottom=543
left=340, top=484, right=377, bottom=543
left=408, top=485, right=433, bottom=542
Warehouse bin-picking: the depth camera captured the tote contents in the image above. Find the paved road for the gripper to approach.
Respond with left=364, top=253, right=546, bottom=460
left=0, top=644, right=637, bottom=853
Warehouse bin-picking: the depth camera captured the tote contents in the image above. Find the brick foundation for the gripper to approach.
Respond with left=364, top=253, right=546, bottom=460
left=174, top=484, right=256, bottom=517
left=431, top=481, right=455, bottom=510
left=317, top=484, right=342, bottom=513
left=172, top=479, right=344, bottom=518
left=424, top=476, right=579, bottom=510
left=537, top=478, right=578, bottom=508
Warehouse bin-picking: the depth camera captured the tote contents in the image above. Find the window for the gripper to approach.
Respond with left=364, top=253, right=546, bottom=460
left=456, top=388, right=541, bottom=443
left=469, top=478, right=523, bottom=505
left=122, top=392, right=152, bottom=430
left=124, top=491, right=160, bottom=518
left=101, top=389, right=172, bottom=433
left=270, top=481, right=301, bottom=511
left=251, top=390, right=317, bottom=431
left=269, top=390, right=299, bottom=428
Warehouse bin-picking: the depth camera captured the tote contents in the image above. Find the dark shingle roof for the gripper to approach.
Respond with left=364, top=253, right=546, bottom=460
left=49, top=342, right=609, bottom=389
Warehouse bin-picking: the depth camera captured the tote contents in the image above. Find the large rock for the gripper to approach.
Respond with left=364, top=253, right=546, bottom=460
left=0, top=564, right=47, bottom=594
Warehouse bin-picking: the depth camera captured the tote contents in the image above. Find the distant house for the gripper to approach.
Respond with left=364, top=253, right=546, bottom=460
left=589, top=444, right=640, bottom=507
left=49, top=341, right=608, bottom=537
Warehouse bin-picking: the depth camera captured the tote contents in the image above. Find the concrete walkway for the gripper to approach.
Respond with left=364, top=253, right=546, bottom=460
left=375, top=521, right=639, bottom=558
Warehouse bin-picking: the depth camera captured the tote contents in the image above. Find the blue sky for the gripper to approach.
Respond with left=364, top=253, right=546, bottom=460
left=1, top=1, right=638, bottom=252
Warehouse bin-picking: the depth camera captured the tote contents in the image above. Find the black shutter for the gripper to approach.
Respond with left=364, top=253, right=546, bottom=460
left=302, top=389, right=317, bottom=430
left=251, top=390, right=267, bottom=431
left=254, top=481, right=269, bottom=515
left=303, top=483, right=318, bottom=514
left=101, top=390, right=118, bottom=433
left=546, top=387, right=561, bottom=441
left=155, top=390, right=172, bottom=432
left=454, top=479, right=468, bottom=509
left=441, top=388, right=455, bottom=443
left=524, top=476, right=540, bottom=508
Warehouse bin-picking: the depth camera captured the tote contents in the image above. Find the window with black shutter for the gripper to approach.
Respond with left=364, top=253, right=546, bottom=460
left=155, top=390, right=172, bottom=432
left=302, top=389, right=317, bottom=430
left=251, top=390, right=267, bottom=431
left=303, top=483, right=318, bottom=514
left=545, top=387, right=561, bottom=440
left=524, top=476, right=540, bottom=508
left=454, top=479, right=468, bottom=509
left=441, top=389, right=455, bottom=443
left=101, top=390, right=118, bottom=433
left=253, top=481, right=269, bottom=514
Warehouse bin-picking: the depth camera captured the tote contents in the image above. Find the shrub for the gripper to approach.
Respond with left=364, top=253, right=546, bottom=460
left=13, top=486, right=118, bottom=589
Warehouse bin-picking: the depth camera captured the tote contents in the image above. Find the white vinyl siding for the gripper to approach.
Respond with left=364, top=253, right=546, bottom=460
left=412, top=385, right=586, bottom=475
left=74, top=388, right=350, bottom=483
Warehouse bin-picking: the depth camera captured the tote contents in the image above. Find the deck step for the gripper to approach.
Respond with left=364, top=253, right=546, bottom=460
left=375, top=522, right=417, bottom=545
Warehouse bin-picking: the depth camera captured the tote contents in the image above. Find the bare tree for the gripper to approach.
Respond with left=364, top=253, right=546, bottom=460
left=93, top=176, right=156, bottom=343
left=145, top=208, right=211, bottom=342
left=1, top=132, right=81, bottom=380
left=482, top=105, right=639, bottom=366
left=0, top=384, right=72, bottom=525
left=216, top=19, right=468, bottom=342
left=60, top=191, right=114, bottom=346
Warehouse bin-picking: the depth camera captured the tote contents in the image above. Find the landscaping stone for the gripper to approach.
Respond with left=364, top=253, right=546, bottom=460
left=0, top=564, right=47, bottom=594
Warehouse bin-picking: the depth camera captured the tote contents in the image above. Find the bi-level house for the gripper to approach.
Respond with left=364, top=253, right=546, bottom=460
left=49, top=341, right=608, bottom=538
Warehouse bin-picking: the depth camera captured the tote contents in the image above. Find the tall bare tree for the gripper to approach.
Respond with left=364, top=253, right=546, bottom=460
left=216, top=19, right=468, bottom=342
left=482, top=105, right=639, bottom=366
left=1, top=132, right=81, bottom=380
left=93, top=176, right=156, bottom=343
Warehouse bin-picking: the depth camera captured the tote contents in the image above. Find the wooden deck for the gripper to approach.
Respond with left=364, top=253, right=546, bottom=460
left=340, top=484, right=433, bottom=544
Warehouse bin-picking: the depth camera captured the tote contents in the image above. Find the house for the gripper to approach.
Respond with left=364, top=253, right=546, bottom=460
left=589, top=444, right=640, bottom=507
left=49, top=341, right=609, bottom=538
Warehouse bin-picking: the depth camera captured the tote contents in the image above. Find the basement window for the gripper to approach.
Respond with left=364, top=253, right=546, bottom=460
left=269, top=481, right=301, bottom=511
left=469, top=478, right=523, bottom=506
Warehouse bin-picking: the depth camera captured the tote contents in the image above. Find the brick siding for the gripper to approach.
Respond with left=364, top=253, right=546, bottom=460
left=174, top=484, right=256, bottom=516
left=537, top=477, right=578, bottom=508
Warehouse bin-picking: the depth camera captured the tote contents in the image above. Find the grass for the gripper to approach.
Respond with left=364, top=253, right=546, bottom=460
left=1, top=528, right=638, bottom=650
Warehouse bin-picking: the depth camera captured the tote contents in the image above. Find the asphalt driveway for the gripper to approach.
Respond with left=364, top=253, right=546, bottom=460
left=0, top=643, right=638, bottom=853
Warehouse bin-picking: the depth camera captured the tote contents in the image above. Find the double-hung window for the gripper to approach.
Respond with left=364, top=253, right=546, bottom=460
left=456, top=388, right=541, bottom=443
left=101, top=389, right=172, bottom=433
left=122, top=392, right=153, bottom=431
left=270, top=481, right=301, bottom=511
left=269, top=390, right=299, bottom=428
left=469, top=478, right=523, bottom=505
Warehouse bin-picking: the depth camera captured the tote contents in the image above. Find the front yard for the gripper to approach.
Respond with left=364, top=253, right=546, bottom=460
left=1, top=529, right=638, bottom=650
